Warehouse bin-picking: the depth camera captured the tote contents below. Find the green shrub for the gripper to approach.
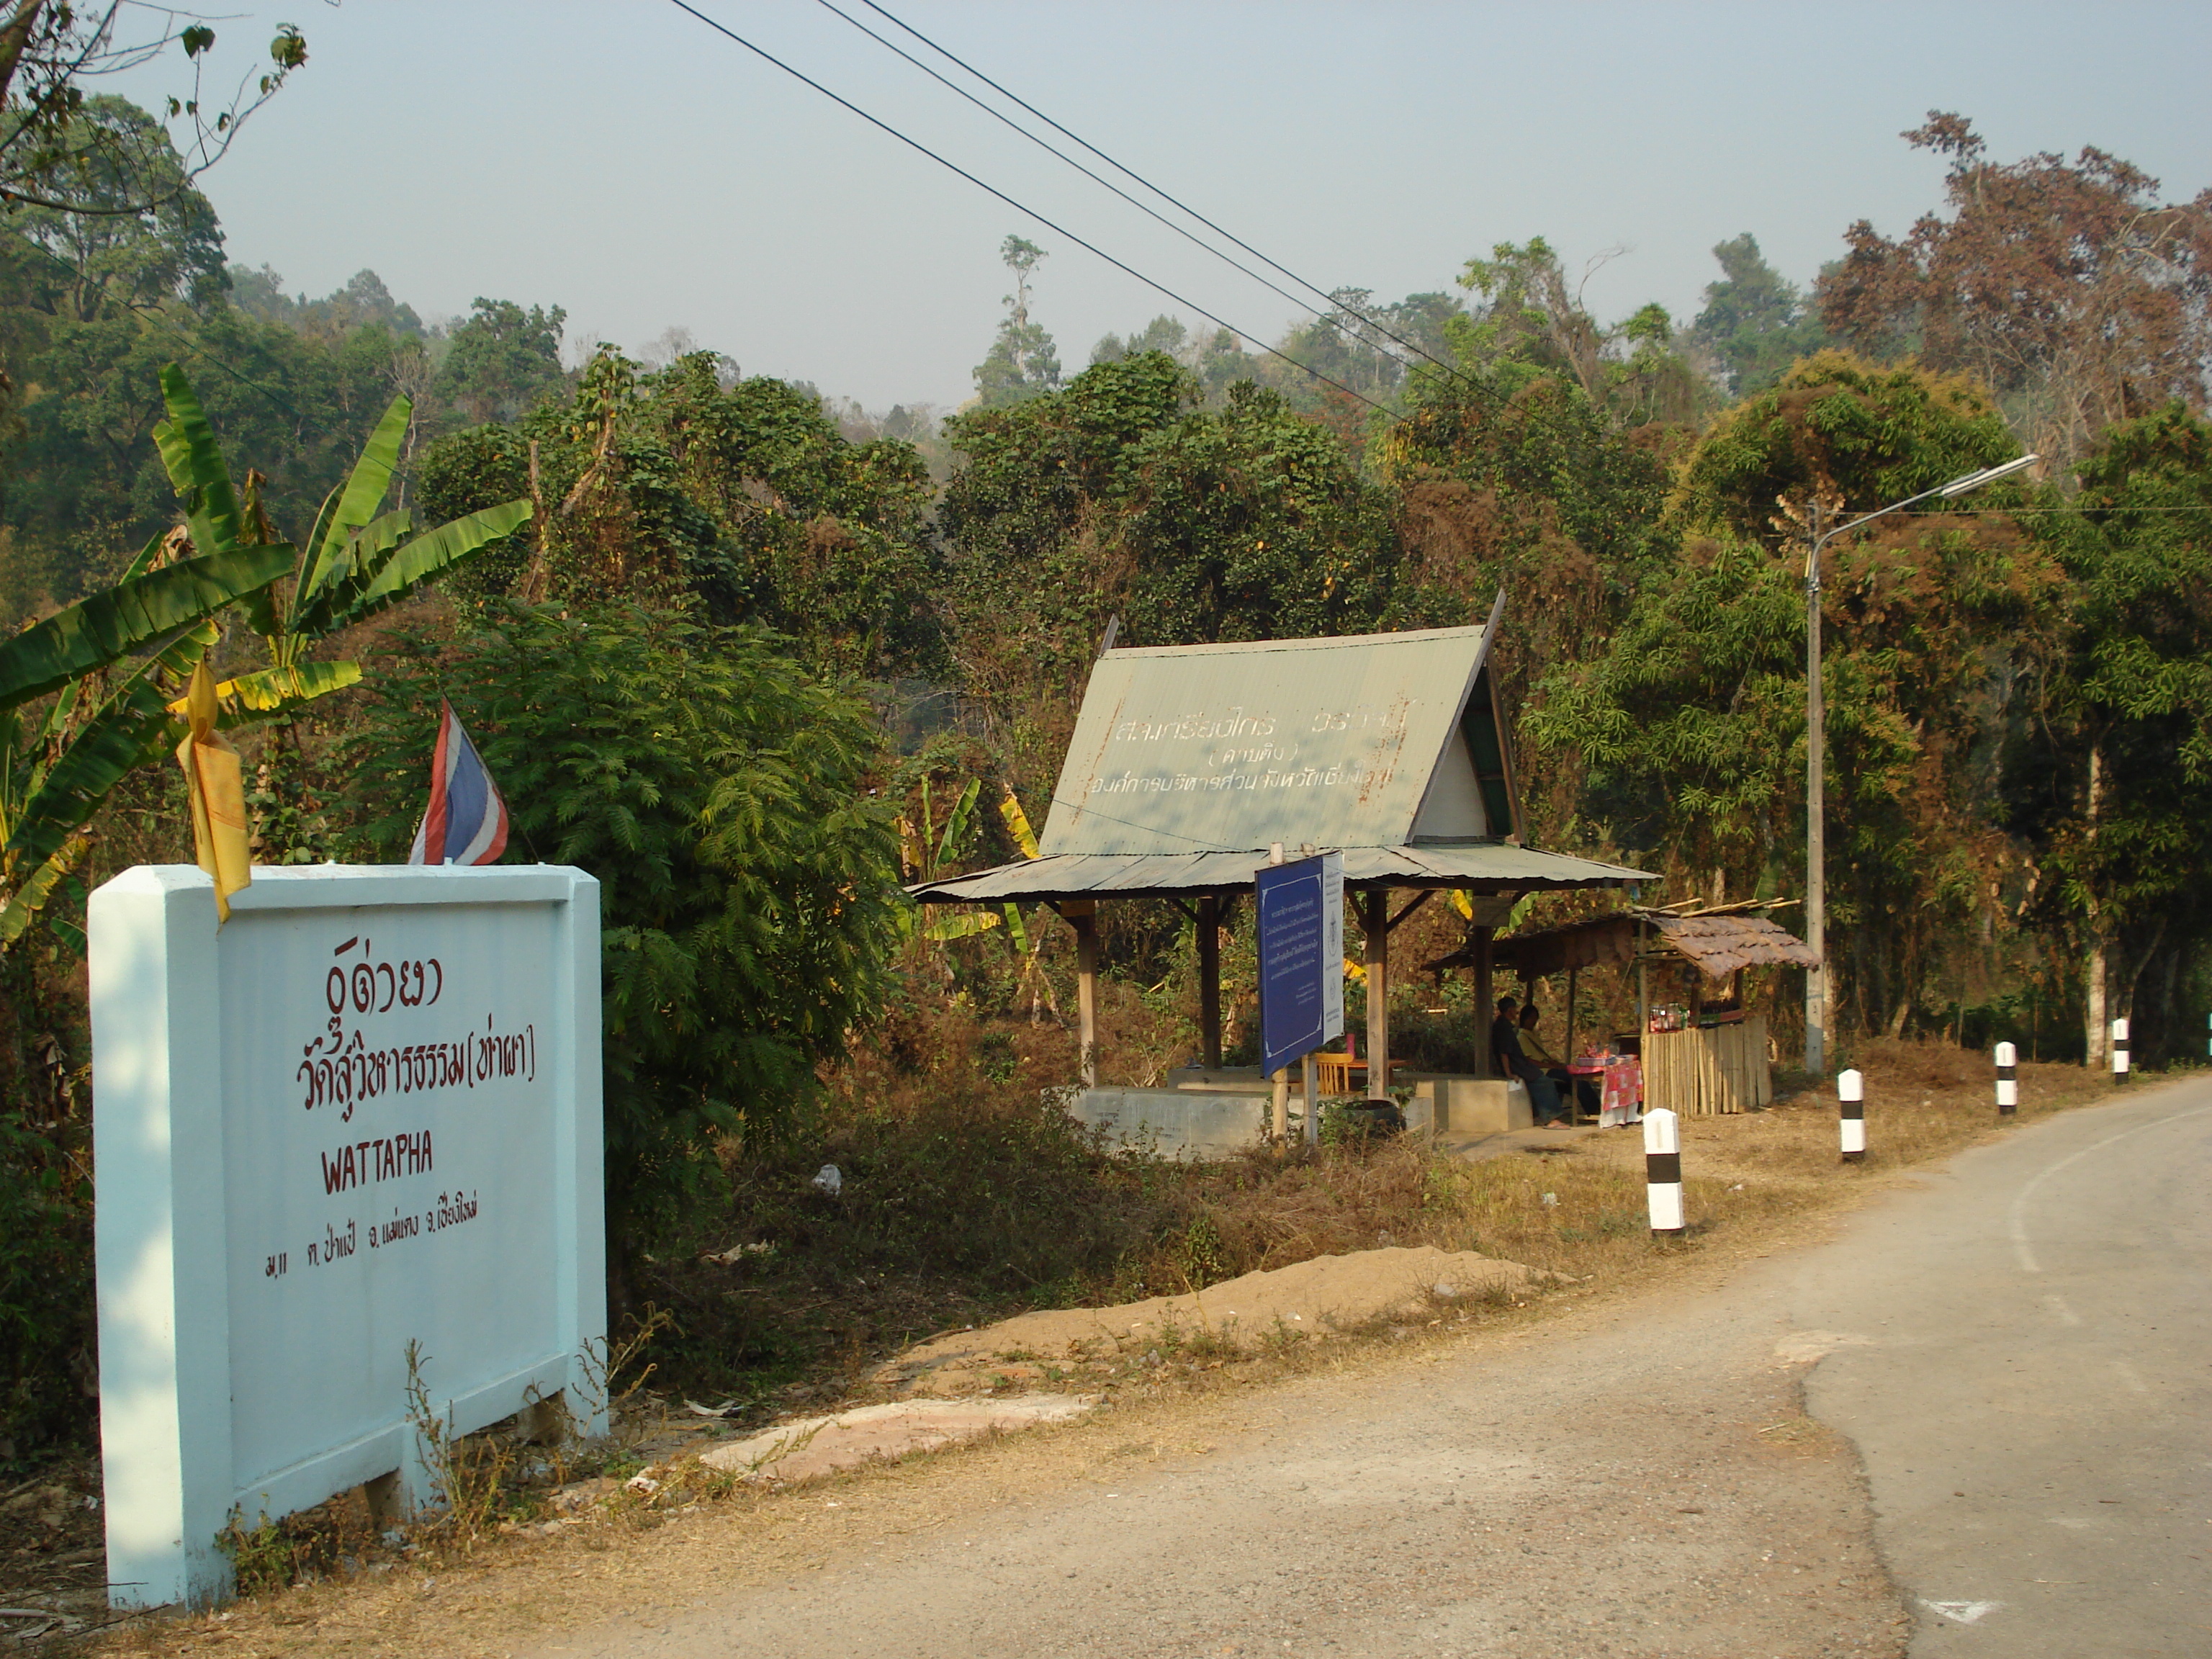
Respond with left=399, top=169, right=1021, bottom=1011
left=343, top=600, right=904, bottom=1277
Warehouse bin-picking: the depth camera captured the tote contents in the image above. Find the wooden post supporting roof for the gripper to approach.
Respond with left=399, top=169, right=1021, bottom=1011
left=1364, top=889, right=1390, bottom=1100
left=1197, top=894, right=1221, bottom=1071
left=1470, top=927, right=1496, bottom=1077
left=1565, top=964, right=1581, bottom=1062
left=1069, top=902, right=1099, bottom=1088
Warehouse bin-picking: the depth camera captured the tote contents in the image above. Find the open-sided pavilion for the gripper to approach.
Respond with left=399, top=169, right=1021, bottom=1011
left=909, top=604, right=1653, bottom=1138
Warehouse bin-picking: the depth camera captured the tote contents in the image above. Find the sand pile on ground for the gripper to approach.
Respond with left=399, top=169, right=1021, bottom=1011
left=700, top=1395, right=1098, bottom=1483
left=875, top=1245, right=1542, bottom=1391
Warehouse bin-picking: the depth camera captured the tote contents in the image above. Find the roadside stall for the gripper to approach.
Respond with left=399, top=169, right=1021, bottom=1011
left=1437, top=900, right=1818, bottom=1120
left=1634, top=906, right=1816, bottom=1115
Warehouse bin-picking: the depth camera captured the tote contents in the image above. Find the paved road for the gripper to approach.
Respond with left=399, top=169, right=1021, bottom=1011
left=516, top=1082, right=2209, bottom=1659
left=1793, top=1076, right=2212, bottom=1656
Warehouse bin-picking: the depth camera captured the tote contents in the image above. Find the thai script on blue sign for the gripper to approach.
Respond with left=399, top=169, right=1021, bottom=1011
left=1257, top=851, right=1345, bottom=1077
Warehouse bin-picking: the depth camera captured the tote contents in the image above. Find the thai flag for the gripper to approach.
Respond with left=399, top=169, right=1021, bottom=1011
left=408, top=700, right=509, bottom=866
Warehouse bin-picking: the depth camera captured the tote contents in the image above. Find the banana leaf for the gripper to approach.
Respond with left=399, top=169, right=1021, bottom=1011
left=0, top=544, right=293, bottom=711
left=4, top=674, right=177, bottom=873
left=999, top=786, right=1042, bottom=858
left=287, top=506, right=419, bottom=640
left=352, top=506, right=418, bottom=565
left=0, top=835, right=91, bottom=945
left=296, top=395, right=411, bottom=619
left=163, top=659, right=361, bottom=726
left=924, top=909, right=1002, bottom=941
left=305, top=499, right=529, bottom=638
left=220, top=659, right=362, bottom=716
left=152, top=365, right=246, bottom=559
left=117, top=524, right=171, bottom=583
left=935, top=778, right=981, bottom=866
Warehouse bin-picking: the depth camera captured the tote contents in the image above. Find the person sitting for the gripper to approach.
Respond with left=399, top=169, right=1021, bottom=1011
left=1520, top=1002, right=1599, bottom=1122
left=1491, top=994, right=1569, bottom=1128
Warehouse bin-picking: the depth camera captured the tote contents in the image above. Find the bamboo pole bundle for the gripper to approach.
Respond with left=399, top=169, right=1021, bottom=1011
left=1643, top=1015, right=1771, bottom=1115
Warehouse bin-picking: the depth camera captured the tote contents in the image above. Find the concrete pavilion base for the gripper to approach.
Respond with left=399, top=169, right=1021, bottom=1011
left=1407, top=1075, right=1533, bottom=1136
left=1063, top=1071, right=1532, bottom=1158
left=1067, top=1084, right=1272, bottom=1157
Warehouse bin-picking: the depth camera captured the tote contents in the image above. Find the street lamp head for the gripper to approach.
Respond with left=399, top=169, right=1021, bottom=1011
left=1938, top=453, right=2040, bottom=498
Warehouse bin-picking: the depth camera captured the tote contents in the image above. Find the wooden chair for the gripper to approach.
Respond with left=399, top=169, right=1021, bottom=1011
left=1314, top=1051, right=1357, bottom=1094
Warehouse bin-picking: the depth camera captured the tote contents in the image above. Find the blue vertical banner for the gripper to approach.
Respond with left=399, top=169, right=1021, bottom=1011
left=1257, top=851, right=1345, bottom=1077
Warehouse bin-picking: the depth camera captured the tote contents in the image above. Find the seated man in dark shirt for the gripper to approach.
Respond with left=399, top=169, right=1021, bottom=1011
left=1492, top=995, right=1569, bottom=1127
left=1521, top=1001, right=1599, bottom=1120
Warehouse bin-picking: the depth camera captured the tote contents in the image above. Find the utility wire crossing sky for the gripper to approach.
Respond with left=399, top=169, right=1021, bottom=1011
left=112, top=1, right=2212, bottom=412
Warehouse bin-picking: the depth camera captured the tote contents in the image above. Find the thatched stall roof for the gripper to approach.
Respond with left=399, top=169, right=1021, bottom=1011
left=1428, top=903, right=1817, bottom=984
left=1650, top=911, right=1820, bottom=979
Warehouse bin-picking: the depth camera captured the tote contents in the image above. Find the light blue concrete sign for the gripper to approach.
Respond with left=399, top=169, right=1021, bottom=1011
left=89, top=864, right=606, bottom=1609
left=1256, top=851, right=1344, bottom=1077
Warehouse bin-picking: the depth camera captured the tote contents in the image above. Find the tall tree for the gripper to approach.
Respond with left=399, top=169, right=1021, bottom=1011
left=972, top=235, right=1061, bottom=408
left=415, top=349, right=941, bottom=679
left=940, top=354, right=1408, bottom=791
left=1817, top=112, right=2212, bottom=472
left=1538, top=353, right=2057, bottom=1043
left=1686, top=233, right=1831, bottom=397
left=2018, top=405, right=2212, bottom=1065
left=1452, top=238, right=1706, bottom=429
left=431, top=296, right=568, bottom=428
left=1378, top=328, right=1678, bottom=753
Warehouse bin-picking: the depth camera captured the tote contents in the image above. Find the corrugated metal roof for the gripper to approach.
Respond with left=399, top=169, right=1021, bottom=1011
left=908, top=844, right=1651, bottom=904
left=1040, top=621, right=1502, bottom=856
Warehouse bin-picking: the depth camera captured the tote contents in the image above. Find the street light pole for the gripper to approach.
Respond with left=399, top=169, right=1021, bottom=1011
left=1805, top=498, right=1827, bottom=1076
left=1802, top=453, right=2038, bottom=1077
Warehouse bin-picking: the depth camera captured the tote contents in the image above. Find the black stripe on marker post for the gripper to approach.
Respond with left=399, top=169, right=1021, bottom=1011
left=1838, top=1066, right=1866, bottom=1162
left=1645, top=1151, right=1681, bottom=1184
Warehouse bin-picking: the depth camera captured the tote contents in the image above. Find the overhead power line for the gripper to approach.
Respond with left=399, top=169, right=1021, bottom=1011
left=662, top=0, right=1398, bottom=419
left=853, top=0, right=1468, bottom=387
left=812, top=0, right=1431, bottom=384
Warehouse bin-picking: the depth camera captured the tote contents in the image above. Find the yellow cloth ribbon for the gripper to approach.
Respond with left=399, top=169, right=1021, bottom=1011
left=175, top=660, right=251, bottom=920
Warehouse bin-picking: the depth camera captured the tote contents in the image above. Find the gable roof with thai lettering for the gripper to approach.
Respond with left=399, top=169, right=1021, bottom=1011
left=1040, top=610, right=1521, bottom=858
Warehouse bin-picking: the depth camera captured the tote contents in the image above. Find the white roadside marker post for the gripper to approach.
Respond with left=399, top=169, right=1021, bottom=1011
left=2111, top=1016, right=2129, bottom=1084
left=1838, top=1066, right=1866, bottom=1162
left=1995, top=1041, right=2018, bottom=1116
left=1644, top=1106, right=1683, bottom=1237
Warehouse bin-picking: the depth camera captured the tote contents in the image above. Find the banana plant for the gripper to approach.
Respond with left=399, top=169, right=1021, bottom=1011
left=151, top=365, right=531, bottom=725
left=0, top=538, right=297, bottom=943
left=902, top=777, right=1001, bottom=942
left=996, top=784, right=1062, bottom=1023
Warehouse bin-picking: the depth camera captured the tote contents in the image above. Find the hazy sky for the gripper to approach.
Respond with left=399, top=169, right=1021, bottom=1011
left=117, top=1, right=2212, bottom=412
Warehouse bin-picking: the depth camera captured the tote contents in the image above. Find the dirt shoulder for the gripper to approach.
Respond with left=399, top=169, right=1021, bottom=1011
left=25, top=1046, right=2116, bottom=1655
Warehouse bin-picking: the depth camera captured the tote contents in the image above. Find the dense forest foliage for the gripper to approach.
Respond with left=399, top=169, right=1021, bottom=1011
left=2, top=82, right=2208, bottom=1456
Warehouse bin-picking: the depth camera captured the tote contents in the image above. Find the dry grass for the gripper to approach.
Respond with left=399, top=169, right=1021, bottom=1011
left=30, top=1040, right=2141, bottom=1648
